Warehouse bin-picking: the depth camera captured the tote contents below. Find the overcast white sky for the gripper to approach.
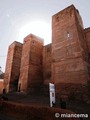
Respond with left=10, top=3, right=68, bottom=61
left=0, top=0, right=90, bottom=72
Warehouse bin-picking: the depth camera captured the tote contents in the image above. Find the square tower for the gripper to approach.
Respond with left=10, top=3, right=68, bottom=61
left=19, top=34, right=43, bottom=93
left=52, top=5, right=89, bottom=92
left=4, top=41, right=23, bottom=92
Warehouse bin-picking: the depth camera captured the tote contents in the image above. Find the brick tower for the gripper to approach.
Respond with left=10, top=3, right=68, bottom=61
left=19, top=34, right=43, bottom=93
left=52, top=5, right=90, bottom=94
left=4, top=41, right=22, bottom=92
left=43, top=43, right=52, bottom=85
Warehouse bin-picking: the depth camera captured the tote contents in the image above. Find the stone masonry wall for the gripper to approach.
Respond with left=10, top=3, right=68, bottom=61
left=43, top=44, right=52, bottom=85
left=84, top=28, right=90, bottom=53
left=52, top=5, right=90, bottom=96
left=0, top=80, right=4, bottom=94
left=4, top=41, right=22, bottom=92
left=19, top=34, right=43, bottom=93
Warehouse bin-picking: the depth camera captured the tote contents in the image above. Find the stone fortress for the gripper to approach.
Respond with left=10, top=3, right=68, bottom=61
left=4, top=5, right=90, bottom=100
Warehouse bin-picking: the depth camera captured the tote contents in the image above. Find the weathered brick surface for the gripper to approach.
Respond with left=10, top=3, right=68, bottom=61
left=52, top=58, right=89, bottom=84
left=4, top=41, right=22, bottom=92
left=84, top=28, right=90, bottom=52
left=43, top=44, right=52, bottom=85
left=0, top=80, right=3, bottom=94
left=19, top=34, right=43, bottom=92
left=52, top=5, right=84, bottom=61
left=52, top=5, right=90, bottom=96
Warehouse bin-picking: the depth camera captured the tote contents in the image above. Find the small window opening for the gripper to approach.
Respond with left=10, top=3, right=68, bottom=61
left=67, top=32, right=70, bottom=38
